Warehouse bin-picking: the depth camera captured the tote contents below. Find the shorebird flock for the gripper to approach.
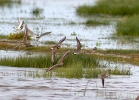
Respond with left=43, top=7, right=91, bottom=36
left=12, top=17, right=110, bottom=88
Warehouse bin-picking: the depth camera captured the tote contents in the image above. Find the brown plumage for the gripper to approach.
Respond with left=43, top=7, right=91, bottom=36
left=136, top=96, right=139, bottom=100
left=74, top=37, right=85, bottom=55
left=14, top=25, right=31, bottom=49
left=100, top=71, right=110, bottom=88
left=46, top=50, right=70, bottom=72
left=51, top=37, right=66, bottom=63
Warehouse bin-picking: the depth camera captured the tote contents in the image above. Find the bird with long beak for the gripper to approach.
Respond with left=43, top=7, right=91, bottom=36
left=46, top=50, right=70, bottom=72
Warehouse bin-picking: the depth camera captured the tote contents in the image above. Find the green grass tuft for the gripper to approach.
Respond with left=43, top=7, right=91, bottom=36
left=116, top=15, right=139, bottom=37
left=84, top=19, right=109, bottom=26
left=8, top=31, right=30, bottom=40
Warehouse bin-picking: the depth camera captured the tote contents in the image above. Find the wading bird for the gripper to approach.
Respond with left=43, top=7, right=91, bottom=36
left=74, top=37, right=85, bottom=55
left=46, top=50, right=70, bottom=72
left=100, top=70, right=110, bottom=88
left=13, top=17, right=24, bottom=31
left=51, top=37, right=66, bottom=63
left=14, top=24, right=31, bottom=49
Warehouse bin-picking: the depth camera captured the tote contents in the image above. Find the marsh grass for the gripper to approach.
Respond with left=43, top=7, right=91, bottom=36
left=32, top=7, right=43, bottom=16
left=0, top=35, right=8, bottom=39
left=8, top=31, right=30, bottom=40
left=44, top=41, right=56, bottom=45
left=25, top=66, right=131, bottom=79
left=0, top=52, right=130, bottom=78
left=71, top=32, right=77, bottom=36
left=98, top=49, right=139, bottom=55
left=0, top=42, right=14, bottom=49
left=84, top=19, right=109, bottom=26
left=76, top=0, right=139, bottom=37
left=76, top=0, right=139, bottom=16
left=0, top=0, right=21, bottom=7
left=116, top=15, right=139, bottom=37
left=0, top=55, right=52, bottom=68
left=110, top=66, right=131, bottom=75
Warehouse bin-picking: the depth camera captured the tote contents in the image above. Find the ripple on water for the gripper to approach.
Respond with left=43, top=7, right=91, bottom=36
left=0, top=65, right=138, bottom=100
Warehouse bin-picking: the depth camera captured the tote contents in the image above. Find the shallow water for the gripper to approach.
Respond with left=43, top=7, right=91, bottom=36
left=0, top=0, right=139, bottom=100
left=0, top=65, right=138, bottom=100
left=0, top=0, right=138, bottom=49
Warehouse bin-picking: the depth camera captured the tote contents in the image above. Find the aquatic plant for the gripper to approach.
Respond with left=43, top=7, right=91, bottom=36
left=44, top=41, right=57, bottom=45
left=32, top=7, right=43, bottom=17
left=84, top=19, right=109, bottom=26
left=116, top=15, right=139, bottom=37
left=71, top=32, right=77, bottom=36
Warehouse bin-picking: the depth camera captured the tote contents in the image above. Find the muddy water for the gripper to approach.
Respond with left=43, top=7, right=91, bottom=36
left=0, top=66, right=138, bottom=100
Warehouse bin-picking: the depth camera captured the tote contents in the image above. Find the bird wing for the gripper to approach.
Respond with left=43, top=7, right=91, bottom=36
left=51, top=48, right=56, bottom=63
left=76, top=37, right=82, bottom=51
left=52, top=37, right=66, bottom=48
left=17, top=17, right=20, bottom=24
left=46, top=64, right=60, bottom=72
left=27, top=27, right=36, bottom=36
left=39, top=31, right=51, bottom=38
left=22, top=24, right=28, bottom=44
left=57, top=50, right=70, bottom=64
left=17, top=17, right=24, bottom=28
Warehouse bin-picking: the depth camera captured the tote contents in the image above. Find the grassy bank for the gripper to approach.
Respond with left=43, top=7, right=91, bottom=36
left=76, top=0, right=139, bottom=16
left=0, top=53, right=100, bottom=68
left=0, top=52, right=131, bottom=78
